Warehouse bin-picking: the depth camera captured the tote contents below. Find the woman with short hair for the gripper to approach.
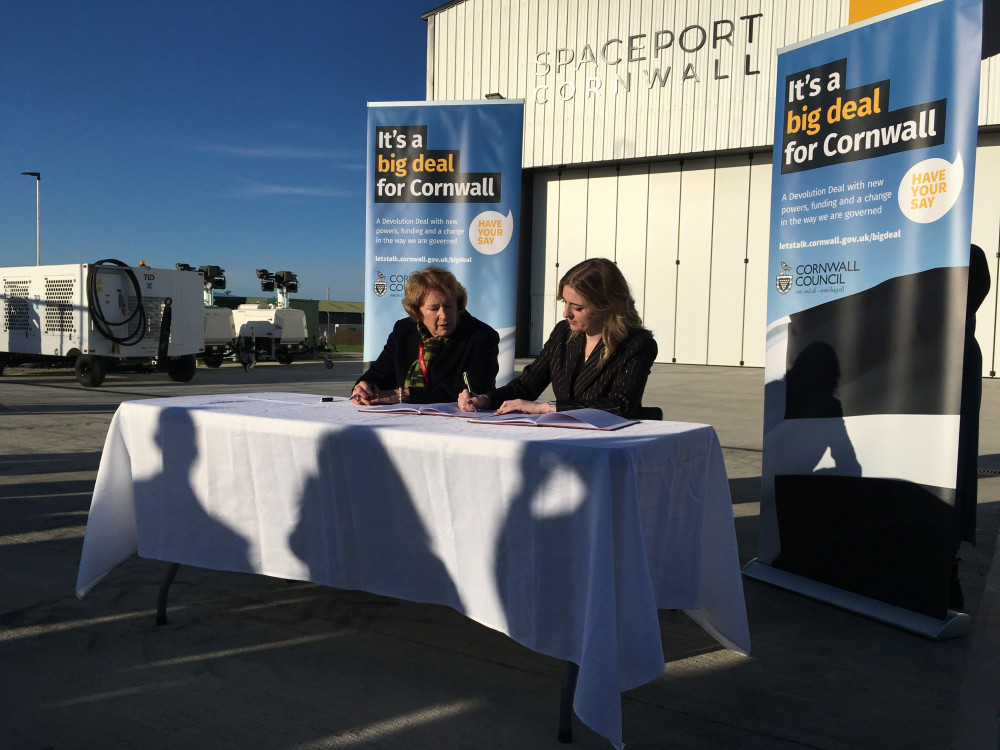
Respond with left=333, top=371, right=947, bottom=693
left=352, top=266, right=499, bottom=405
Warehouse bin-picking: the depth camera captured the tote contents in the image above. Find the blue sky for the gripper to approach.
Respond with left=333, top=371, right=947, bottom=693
left=2, top=1, right=431, bottom=301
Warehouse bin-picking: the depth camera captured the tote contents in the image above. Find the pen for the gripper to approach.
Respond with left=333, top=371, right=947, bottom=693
left=462, top=371, right=479, bottom=411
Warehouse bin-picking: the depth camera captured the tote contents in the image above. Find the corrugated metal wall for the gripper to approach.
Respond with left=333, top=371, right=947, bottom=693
left=427, top=0, right=1000, bottom=167
left=426, top=0, right=1000, bottom=371
left=528, top=153, right=773, bottom=367
left=529, top=136, right=999, bottom=373
left=971, top=132, right=1000, bottom=378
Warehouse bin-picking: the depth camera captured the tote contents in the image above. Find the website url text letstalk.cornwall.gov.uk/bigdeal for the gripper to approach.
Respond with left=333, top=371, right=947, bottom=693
left=778, top=228, right=902, bottom=250
left=373, top=255, right=473, bottom=264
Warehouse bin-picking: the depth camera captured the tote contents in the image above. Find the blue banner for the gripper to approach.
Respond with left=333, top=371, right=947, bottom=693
left=364, top=101, right=524, bottom=384
left=768, top=0, right=980, bottom=323
left=755, top=0, right=982, bottom=621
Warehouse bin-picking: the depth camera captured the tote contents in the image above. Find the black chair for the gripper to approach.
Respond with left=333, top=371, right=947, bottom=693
left=638, top=406, right=663, bottom=421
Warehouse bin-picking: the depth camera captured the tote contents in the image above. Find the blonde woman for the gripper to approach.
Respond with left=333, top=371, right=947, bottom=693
left=459, top=257, right=656, bottom=417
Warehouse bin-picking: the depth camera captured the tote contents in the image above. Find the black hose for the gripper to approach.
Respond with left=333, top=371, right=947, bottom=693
left=86, top=259, right=147, bottom=346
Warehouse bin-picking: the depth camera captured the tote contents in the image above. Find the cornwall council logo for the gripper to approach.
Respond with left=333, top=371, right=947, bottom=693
left=373, top=270, right=387, bottom=297
left=776, top=261, right=793, bottom=295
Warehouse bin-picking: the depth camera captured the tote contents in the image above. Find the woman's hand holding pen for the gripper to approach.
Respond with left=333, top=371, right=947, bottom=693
left=458, top=389, right=489, bottom=412
left=459, top=371, right=487, bottom=412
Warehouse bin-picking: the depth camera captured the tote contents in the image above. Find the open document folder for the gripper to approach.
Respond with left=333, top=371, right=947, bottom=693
left=466, top=407, right=638, bottom=431
left=358, top=402, right=467, bottom=417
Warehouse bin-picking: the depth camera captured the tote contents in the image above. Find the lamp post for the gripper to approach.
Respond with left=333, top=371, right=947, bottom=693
left=21, top=172, right=40, bottom=265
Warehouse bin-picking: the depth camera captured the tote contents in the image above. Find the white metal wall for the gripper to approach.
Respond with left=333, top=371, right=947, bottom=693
left=426, top=0, right=1000, bottom=168
left=531, top=137, right=1000, bottom=372
left=530, top=152, right=772, bottom=366
left=971, top=132, right=1000, bottom=378
left=427, top=0, right=1000, bottom=373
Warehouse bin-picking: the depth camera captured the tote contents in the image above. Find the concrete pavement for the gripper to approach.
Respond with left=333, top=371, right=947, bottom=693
left=1, top=358, right=998, bottom=749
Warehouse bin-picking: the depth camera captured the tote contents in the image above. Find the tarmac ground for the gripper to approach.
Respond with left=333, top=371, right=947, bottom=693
left=2, top=357, right=999, bottom=750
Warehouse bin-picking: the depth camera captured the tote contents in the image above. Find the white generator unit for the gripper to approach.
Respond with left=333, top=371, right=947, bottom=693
left=230, top=303, right=308, bottom=365
left=203, top=306, right=236, bottom=367
left=0, top=260, right=205, bottom=387
left=179, top=263, right=236, bottom=369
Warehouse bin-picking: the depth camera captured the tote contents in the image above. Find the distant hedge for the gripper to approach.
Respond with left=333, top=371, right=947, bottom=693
left=330, top=328, right=363, bottom=346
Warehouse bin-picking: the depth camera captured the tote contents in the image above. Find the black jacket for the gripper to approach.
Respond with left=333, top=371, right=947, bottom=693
left=358, top=313, right=499, bottom=404
left=487, top=319, right=657, bottom=417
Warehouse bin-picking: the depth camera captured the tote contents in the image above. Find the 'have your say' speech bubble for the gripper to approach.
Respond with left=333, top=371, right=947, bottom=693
left=898, top=154, right=963, bottom=224
left=469, top=210, right=513, bottom=254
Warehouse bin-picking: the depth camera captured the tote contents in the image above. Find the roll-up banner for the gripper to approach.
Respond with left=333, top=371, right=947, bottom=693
left=747, top=0, right=982, bottom=636
left=364, top=101, right=524, bottom=384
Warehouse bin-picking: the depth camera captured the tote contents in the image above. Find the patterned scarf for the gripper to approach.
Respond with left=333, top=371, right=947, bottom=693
left=404, top=323, right=450, bottom=389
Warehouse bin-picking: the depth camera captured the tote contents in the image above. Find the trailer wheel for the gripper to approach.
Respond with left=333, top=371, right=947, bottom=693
left=276, top=351, right=294, bottom=365
left=75, top=355, right=107, bottom=387
left=167, top=355, right=197, bottom=382
left=203, top=353, right=224, bottom=368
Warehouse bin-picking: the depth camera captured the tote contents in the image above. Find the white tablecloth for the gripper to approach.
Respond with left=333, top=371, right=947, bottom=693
left=77, top=393, right=750, bottom=749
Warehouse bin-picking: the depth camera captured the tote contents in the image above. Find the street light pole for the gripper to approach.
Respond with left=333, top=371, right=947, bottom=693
left=21, top=172, right=40, bottom=265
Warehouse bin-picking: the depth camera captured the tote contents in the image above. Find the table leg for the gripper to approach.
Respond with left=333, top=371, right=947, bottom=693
left=155, top=562, right=181, bottom=626
left=558, top=661, right=579, bottom=743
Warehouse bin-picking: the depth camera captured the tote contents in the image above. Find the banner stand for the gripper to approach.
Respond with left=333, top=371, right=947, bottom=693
left=742, top=559, right=971, bottom=641
left=756, top=0, right=983, bottom=635
left=364, top=101, right=523, bottom=384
